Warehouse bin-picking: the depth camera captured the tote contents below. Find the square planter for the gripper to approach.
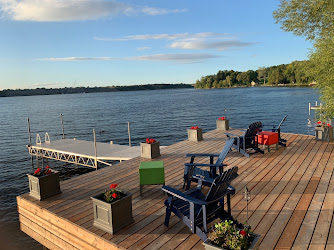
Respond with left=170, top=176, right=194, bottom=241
left=315, top=126, right=333, bottom=141
left=203, top=233, right=261, bottom=250
left=188, top=128, right=203, bottom=142
left=27, top=170, right=61, bottom=201
left=141, top=141, right=161, bottom=159
left=216, top=119, right=229, bottom=131
left=91, top=192, right=134, bottom=234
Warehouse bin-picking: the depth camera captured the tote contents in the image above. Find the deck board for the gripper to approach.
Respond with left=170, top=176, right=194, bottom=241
left=17, top=129, right=334, bottom=249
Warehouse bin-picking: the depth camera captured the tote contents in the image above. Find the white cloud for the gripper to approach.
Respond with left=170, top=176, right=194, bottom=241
left=0, top=0, right=187, bottom=21
left=136, top=47, right=151, bottom=51
left=95, top=32, right=254, bottom=51
left=37, top=56, right=118, bottom=61
left=127, top=53, right=219, bottom=63
left=33, top=82, right=61, bottom=87
left=37, top=53, right=220, bottom=63
left=95, top=32, right=229, bottom=41
left=169, top=40, right=254, bottom=51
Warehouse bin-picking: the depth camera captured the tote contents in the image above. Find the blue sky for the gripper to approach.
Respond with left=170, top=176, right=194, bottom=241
left=0, top=0, right=311, bottom=90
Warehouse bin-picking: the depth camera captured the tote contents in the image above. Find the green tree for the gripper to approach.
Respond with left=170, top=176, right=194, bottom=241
left=257, top=67, right=268, bottom=84
left=274, top=0, right=334, bottom=118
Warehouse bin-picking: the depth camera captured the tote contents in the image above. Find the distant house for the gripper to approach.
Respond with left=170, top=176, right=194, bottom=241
left=251, top=81, right=257, bottom=86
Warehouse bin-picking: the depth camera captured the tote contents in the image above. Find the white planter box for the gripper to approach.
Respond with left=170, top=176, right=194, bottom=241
left=216, top=119, right=229, bottom=131
left=187, top=128, right=203, bottom=142
left=141, top=141, right=161, bottom=159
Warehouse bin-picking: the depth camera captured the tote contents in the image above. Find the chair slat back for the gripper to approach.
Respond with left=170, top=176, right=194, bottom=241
left=245, top=121, right=263, bottom=138
left=205, top=166, right=238, bottom=202
left=277, top=115, right=288, bottom=130
left=215, top=139, right=234, bottom=166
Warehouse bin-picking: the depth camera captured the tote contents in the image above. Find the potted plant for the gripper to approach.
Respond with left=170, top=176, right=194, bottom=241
left=216, top=117, right=229, bottom=131
left=27, top=166, right=61, bottom=201
left=315, top=121, right=333, bottom=141
left=91, top=183, right=134, bottom=234
left=203, top=220, right=260, bottom=250
left=188, top=126, right=203, bottom=141
left=141, top=138, right=161, bottom=159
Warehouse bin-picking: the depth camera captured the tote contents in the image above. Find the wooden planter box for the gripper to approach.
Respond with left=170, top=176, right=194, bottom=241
left=203, top=233, right=261, bottom=250
left=188, top=128, right=203, bottom=142
left=141, top=141, right=161, bottom=159
left=216, top=119, right=229, bottom=131
left=91, top=192, right=134, bottom=234
left=315, top=126, right=333, bottom=141
left=27, top=170, right=61, bottom=201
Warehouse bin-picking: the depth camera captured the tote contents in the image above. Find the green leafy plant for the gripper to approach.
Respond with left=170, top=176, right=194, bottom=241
left=33, top=166, right=52, bottom=177
left=208, top=220, right=251, bottom=249
left=104, top=183, right=126, bottom=203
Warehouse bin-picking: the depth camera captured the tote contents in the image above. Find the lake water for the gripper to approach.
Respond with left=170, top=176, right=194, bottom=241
left=0, top=87, right=320, bottom=249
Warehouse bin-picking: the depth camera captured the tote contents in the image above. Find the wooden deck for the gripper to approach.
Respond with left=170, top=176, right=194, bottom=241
left=17, top=129, right=334, bottom=249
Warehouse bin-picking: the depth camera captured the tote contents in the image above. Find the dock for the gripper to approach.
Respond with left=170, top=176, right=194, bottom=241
left=17, top=129, right=334, bottom=249
left=27, top=139, right=141, bottom=168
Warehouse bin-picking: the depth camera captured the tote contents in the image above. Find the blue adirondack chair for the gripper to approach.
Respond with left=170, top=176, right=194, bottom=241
left=162, top=166, right=238, bottom=241
left=226, top=121, right=264, bottom=158
left=183, top=138, right=234, bottom=190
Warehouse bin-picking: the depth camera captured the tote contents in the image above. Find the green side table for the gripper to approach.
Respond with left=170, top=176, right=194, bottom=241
left=139, top=161, right=165, bottom=195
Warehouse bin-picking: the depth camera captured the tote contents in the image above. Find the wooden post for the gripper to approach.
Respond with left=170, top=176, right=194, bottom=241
left=93, top=128, right=98, bottom=170
left=128, top=121, right=131, bottom=147
left=27, top=117, right=34, bottom=170
left=27, top=117, right=32, bottom=145
left=309, top=103, right=311, bottom=116
left=61, top=113, right=65, bottom=139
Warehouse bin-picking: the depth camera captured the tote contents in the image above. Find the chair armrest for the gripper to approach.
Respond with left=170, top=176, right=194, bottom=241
left=161, top=186, right=207, bottom=206
left=185, top=153, right=220, bottom=158
left=225, top=132, right=245, bottom=137
left=184, top=163, right=224, bottom=168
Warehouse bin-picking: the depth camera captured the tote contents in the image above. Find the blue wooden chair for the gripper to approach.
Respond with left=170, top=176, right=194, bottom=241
left=226, top=121, right=264, bottom=158
left=162, top=166, right=238, bottom=241
left=183, top=138, right=234, bottom=190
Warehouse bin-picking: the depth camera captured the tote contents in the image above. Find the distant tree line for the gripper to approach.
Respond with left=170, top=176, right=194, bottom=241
left=195, top=60, right=313, bottom=89
left=0, top=84, right=192, bottom=97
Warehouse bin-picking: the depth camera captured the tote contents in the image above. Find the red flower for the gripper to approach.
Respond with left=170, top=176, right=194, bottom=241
left=112, top=193, right=118, bottom=198
left=219, top=117, right=226, bottom=120
left=46, top=166, right=49, bottom=169
left=317, top=121, right=322, bottom=124
left=146, top=138, right=156, bottom=144
left=110, top=183, right=117, bottom=189
left=240, top=230, right=247, bottom=236
left=34, top=168, right=41, bottom=175
left=328, top=123, right=331, bottom=127
left=194, top=126, right=198, bottom=129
